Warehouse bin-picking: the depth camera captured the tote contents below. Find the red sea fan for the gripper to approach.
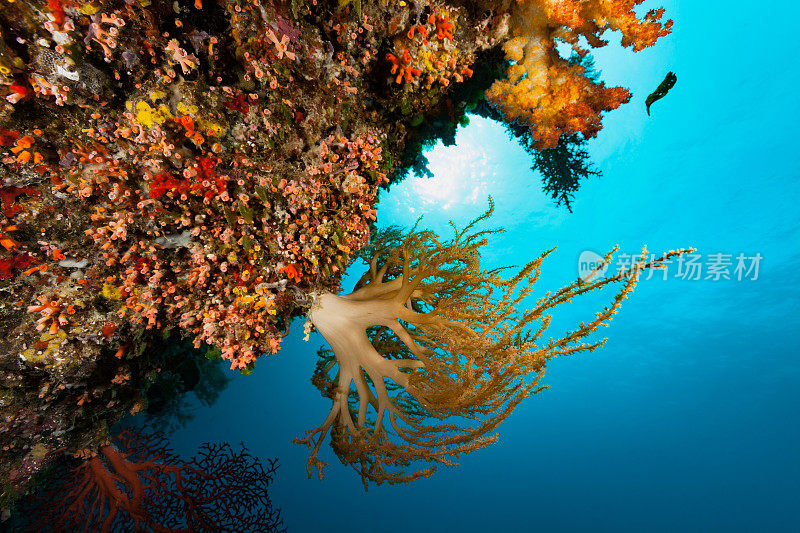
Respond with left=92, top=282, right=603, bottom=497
left=25, top=429, right=285, bottom=532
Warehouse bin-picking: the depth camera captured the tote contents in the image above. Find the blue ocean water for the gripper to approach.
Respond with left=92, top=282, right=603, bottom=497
left=165, top=1, right=800, bottom=531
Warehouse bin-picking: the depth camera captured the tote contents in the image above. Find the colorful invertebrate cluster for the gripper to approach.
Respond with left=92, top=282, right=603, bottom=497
left=386, top=8, right=474, bottom=89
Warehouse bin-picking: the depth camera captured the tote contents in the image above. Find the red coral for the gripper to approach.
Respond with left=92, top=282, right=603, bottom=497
left=386, top=49, right=421, bottom=84
left=0, top=260, right=12, bottom=280
left=148, top=158, right=224, bottom=200
left=0, top=253, right=38, bottom=280
left=26, top=429, right=285, bottom=532
left=279, top=263, right=302, bottom=283
left=101, top=321, right=117, bottom=337
left=190, top=156, right=226, bottom=200
left=0, top=128, right=20, bottom=146
left=0, top=186, right=39, bottom=218
left=223, top=94, right=251, bottom=114
left=148, top=172, right=190, bottom=199
left=47, top=0, right=65, bottom=26
left=434, top=14, right=454, bottom=40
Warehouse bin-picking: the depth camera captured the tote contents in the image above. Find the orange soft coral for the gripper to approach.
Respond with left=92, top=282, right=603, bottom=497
left=488, top=0, right=670, bottom=148
left=386, top=49, right=422, bottom=85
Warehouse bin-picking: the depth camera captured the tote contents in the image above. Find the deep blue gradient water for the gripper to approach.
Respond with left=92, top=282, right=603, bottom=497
left=163, top=1, right=800, bottom=531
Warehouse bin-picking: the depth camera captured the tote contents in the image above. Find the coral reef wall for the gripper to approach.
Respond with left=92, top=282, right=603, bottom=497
left=0, top=0, right=670, bottom=511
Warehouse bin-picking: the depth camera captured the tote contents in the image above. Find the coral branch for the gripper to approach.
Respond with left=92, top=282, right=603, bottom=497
left=297, top=199, right=692, bottom=487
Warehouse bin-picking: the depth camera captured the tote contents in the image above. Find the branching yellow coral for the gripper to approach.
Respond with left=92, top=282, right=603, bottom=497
left=296, top=199, right=692, bottom=487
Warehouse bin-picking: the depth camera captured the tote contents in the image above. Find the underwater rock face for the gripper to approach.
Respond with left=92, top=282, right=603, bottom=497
left=0, top=0, right=671, bottom=513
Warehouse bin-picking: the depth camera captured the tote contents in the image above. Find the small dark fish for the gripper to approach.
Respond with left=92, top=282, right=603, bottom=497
left=646, top=71, right=677, bottom=115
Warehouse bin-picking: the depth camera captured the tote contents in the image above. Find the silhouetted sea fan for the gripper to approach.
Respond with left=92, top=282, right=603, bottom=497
left=22, top=429, right=285, bottom=533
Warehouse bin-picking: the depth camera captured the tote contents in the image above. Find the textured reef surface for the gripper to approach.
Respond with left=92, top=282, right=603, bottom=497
left=0, top=0, right=672, bottom=517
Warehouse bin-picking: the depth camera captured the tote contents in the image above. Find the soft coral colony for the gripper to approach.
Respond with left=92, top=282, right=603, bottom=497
left=299, top=202, right=690, bottom=487
left=0, top=0, right=673, bottom=505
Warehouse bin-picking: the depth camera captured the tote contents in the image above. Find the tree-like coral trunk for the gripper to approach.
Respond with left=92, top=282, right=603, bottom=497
left=309, top=292, right=423, bottom=429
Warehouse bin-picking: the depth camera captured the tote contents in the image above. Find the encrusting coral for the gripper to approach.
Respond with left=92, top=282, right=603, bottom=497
left=297, top=200, right=692, bottom=486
